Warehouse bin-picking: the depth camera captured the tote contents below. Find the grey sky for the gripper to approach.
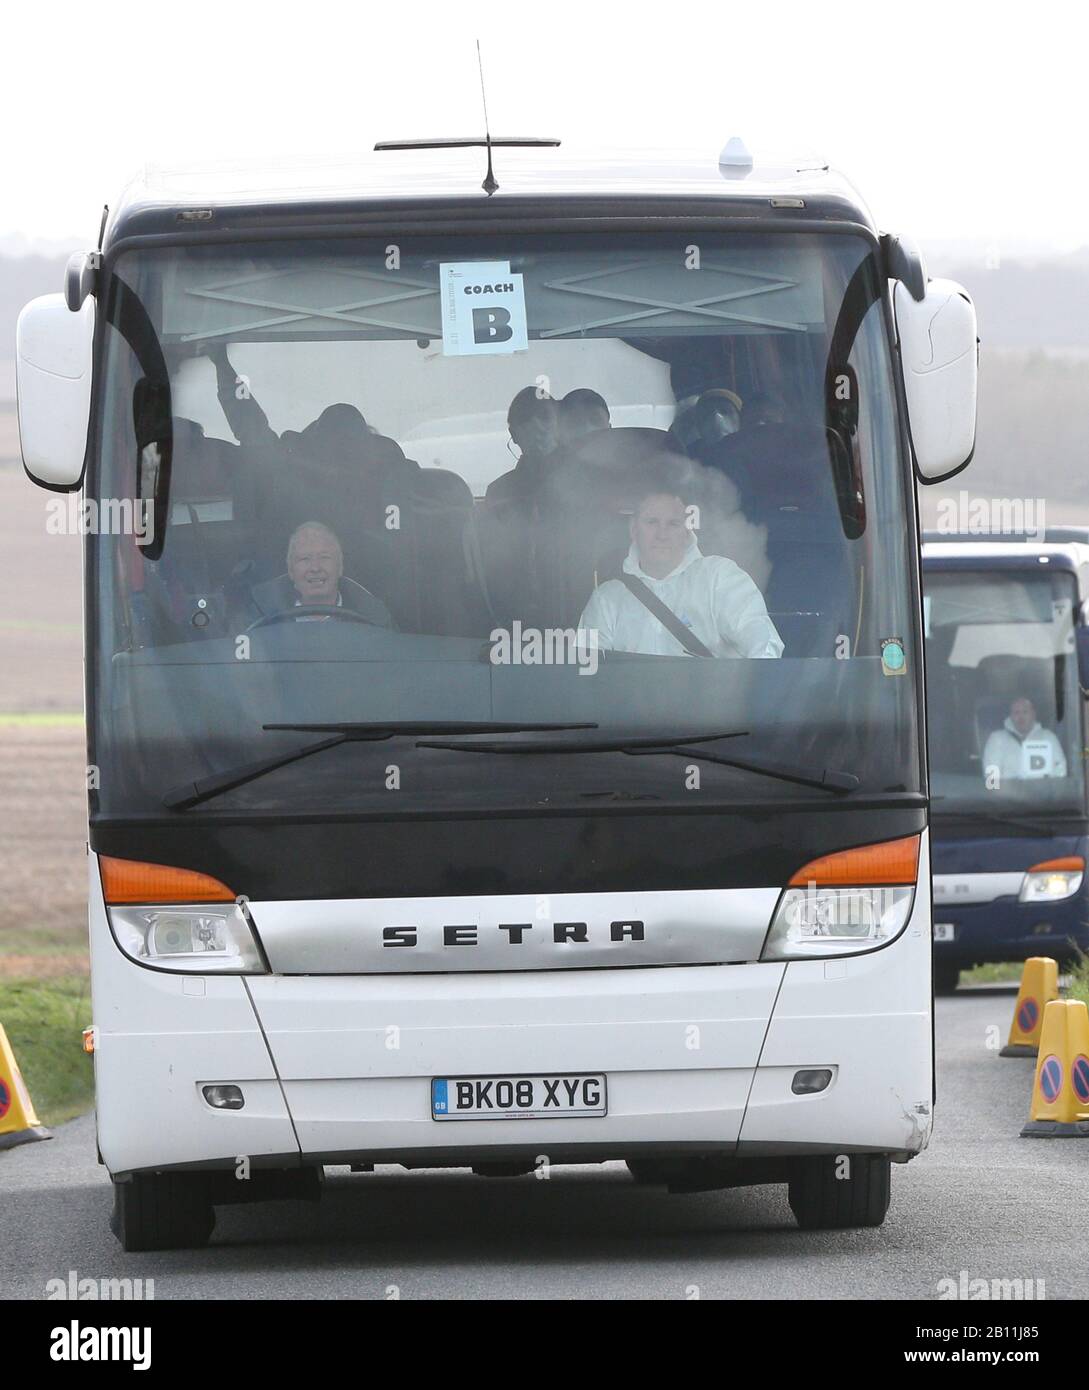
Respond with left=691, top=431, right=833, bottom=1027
left=3, top=0, right=1085, bottom=249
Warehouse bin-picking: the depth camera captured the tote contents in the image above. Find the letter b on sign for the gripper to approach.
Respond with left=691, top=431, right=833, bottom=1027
left=473, top=306, right=512, bottom=345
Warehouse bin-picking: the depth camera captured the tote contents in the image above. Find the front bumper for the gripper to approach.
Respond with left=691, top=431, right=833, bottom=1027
left=932, top=893, right=1089, bottom=965
left=88, top=861, right=934, bottom=1176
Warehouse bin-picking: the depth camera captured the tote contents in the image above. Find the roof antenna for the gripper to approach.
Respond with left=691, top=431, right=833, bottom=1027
left=477, top=40, right=499, bottom=196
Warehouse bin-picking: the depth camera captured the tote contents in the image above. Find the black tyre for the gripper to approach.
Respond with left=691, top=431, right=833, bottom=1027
left=788, top=1153, right=891, bottom=1230
left=934, top=960, right=961, bottom=995
left=626, top=1158, right=678, bottom=1186
left=110, top=1172, right=216, bottom=1252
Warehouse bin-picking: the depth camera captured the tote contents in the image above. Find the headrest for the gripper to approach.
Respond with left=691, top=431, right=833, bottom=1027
left=297, top=422, right=408, bottom=475
left=706, top=423, right=839, bottom=512
left=172, top=418, right=240, bottom=496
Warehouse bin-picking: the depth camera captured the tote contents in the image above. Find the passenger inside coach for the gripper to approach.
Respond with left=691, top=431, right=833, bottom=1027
left=485, top=387, right=561, bottom=508
left=741, top=388, right=788, bottom=429
left=196, top=344, right=476, bottom=635
left=158, top=340, right=798, bottom=645
left=668, top=387, right=742, bottom=463
left=559, top=388, right=611, bottom=446
left=208, top=345, right=356, bottom=451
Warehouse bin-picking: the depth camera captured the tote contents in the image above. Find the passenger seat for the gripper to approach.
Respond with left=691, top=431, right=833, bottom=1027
left=705, top=424, right=855, bottom=656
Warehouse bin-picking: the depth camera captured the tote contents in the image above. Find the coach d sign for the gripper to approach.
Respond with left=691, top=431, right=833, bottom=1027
left=440, top=260, right=529, bottom=356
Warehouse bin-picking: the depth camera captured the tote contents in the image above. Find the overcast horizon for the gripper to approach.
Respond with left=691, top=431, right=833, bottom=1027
left=3, top=0, right=1087, bottom=249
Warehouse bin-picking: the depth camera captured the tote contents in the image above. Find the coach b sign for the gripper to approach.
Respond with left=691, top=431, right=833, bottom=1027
left=441, top=261, right=529, bottom=356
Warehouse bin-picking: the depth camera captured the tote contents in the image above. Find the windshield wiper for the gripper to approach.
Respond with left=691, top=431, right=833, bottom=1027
left=417, top=731, right=859, bottom=794
left=415, top=730, right=748, bottom=754
left=630, top=744, right=859, bottom=793
left=163, top=722, right=597, bottom=811
left=262, top=722, right=596, bottom=735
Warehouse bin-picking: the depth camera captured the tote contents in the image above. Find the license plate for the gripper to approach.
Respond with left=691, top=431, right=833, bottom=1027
left=934, top=922, right=956, bottom=942
left=431, top=1073, right=607, bottom=1121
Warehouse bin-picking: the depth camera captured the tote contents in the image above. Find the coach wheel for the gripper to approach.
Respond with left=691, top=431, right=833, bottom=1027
left=626, top=1158, right=687, bottom=1186
left=788, top=1152, right=891, bottom=1230
left=110, top=1172, right=216, bottom=1252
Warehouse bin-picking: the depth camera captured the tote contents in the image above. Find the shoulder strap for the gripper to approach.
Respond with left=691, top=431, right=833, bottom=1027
left=618, top=573, right=713, bottom=658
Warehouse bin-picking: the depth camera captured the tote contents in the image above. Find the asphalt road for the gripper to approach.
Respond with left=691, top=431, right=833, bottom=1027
left=4, top=985, right=1086, bottom=1300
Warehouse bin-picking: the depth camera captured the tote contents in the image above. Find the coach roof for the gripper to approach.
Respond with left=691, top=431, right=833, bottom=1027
left=102, top=143, right=877, bottom=250
left=923, top=537, right=1089, bottom=575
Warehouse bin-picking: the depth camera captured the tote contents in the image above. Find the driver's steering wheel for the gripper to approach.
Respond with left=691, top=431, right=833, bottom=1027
left=246, top=605, right=384, bottom=633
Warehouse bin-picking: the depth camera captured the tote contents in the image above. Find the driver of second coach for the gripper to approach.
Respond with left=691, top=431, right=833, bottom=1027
left=578, top=489, right=784, bottom=658
left=242, top=521, right=395, bottom=627
left=982, top=695, right=1067, bottom=781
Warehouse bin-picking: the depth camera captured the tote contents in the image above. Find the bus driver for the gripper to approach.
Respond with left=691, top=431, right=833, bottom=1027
left=236, top=522, right=395, bottom=628
left=982, top=696, right=1067, bottom=782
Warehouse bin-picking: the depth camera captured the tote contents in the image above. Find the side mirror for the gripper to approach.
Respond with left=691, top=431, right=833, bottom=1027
left=16, top=292, right=95, bottom=491
left=894, top=278, right=978, bottom=483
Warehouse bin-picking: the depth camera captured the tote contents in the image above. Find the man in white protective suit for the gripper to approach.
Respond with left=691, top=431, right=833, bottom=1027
left=578, top=488, right=784, bottom=660
left=982, top=696, right=1067, bottom=783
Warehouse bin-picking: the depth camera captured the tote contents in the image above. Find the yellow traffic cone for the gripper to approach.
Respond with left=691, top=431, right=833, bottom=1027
left=1000, top=957, right=1059, bottom=1057
left=0, top=1023, right=51, bottom=1150
left=1021, top=999, right=1089, bottom=1137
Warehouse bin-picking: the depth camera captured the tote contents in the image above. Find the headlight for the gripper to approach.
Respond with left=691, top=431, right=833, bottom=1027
left=1019, top=857, right=1084, bottom=904
left=100, top=856, right=265, bottom=973
left=761, top=834, right=920, bottom=960
left=109, top=903, right=266, bottom=973
left=762, top=885, right=915, bottom=959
